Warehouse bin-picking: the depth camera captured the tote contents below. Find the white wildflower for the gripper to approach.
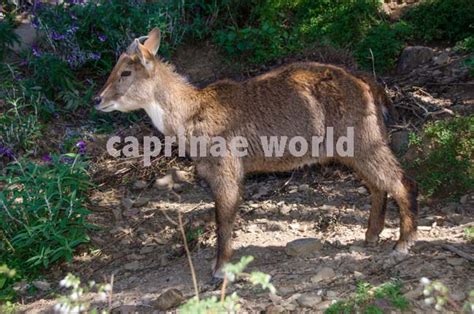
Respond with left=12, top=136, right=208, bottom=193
left=420, top=277, right=431, bottom=286
left=103, top=283, right=112, bottom=292
left=98, top=292, right=107, bottom=301
left=424, top=297, right=435, bottom=305
left=53, top=303, right=62, bottom=312
left=69, top=292, right=79, bottom=301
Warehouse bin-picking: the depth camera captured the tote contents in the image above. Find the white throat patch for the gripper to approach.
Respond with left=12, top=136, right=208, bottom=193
left=145, top=102, right=166, bottom=134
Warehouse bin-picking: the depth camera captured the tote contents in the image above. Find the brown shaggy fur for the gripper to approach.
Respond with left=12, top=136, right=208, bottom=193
left=96, top=29, right=418, bottom=277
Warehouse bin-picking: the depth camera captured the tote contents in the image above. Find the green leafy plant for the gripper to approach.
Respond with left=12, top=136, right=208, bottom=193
left=402, top=0, right=474, bottom=44
left=180, top=256, right=276, bottom=313
left=408, top=116, right=474, bottom=197
left=465, top=227, right=474, bottom=242
left=0, top=17, right=20, bottom=60
left=455, top=36, right=474, bottom=53
left=215, top=0, right=385, bottom=65
left=0, top=265, right=17, bottom=304
left=354, top=21, right=411, bottom=73
left=216, top=22, right=288, bottom=64
left=0, top=95, right=42, bottom=154
left=0, top=154, right=93, bottom=280
left=326, top=280, right=409, bottom=314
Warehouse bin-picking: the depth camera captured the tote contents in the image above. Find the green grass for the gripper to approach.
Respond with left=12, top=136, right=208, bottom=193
left=326, top=280, right=409, bottom=314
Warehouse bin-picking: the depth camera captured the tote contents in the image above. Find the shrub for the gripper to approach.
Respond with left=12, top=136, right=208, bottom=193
left=0, top=17, right=19, bottom=60
left=0, top=154, right=93, bottom=278
left=402, top=0, right=474, bottom=43
left=214, top=0, right=385, bottom=64
left=0, top=265, right=17, bottom=304
left=354, top=23, right=403, bottom=72
left=408, top=116, right=474, bottom=197
left=455, top=36, right=474, bottom=53
left=354, top=21, right=411, bottom=73
left=32, top=0, right=233, bottom=73
left=216, top=22, right=288, bottom=64
left=28, top=0, right=244, bottom=111
left=0, top=95, right=42, bottom=155
left=299, top=0, right=383, bottom=48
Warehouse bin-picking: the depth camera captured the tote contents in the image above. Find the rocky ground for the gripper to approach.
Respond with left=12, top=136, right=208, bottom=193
left=13, top=37, right=474, bottom=313
left=18, top=165, right=473, bottom=313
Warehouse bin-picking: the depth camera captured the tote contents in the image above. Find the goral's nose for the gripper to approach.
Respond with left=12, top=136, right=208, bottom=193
left=94, top=96, right=102, bottom=108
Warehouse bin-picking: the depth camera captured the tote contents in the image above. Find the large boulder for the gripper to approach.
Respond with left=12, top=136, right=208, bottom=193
left=397, top=46, right=434, bottom=74
left=12, top=21, right=38, bottom=53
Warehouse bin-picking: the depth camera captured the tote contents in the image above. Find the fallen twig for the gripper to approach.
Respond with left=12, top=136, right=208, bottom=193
left=442, top=244, right=474, bottom=262
left=178, top=211, right=200, bottom=300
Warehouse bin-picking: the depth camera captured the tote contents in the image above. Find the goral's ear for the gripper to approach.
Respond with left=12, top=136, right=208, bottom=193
left=136, top=40, right=155, bottom=73
left=143, top=28, right=161, bottom=56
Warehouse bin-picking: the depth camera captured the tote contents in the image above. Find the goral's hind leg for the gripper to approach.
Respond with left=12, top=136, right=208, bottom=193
left=348, top=144, right=418, bottom=252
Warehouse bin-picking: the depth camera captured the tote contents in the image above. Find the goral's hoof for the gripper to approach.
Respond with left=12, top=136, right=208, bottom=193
left=393, top=238, right=416, bottom=254
left=207, top=275, right=224, bottom=289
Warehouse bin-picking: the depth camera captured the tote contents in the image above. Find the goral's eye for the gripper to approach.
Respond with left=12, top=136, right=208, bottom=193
left=121, top=70, right=132, bottom=77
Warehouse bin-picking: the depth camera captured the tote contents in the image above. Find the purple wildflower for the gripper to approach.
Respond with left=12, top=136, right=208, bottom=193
left=20, top=59, right=28, bottom=66
left=98, top=34, right=107, bottom=42
left=0, top=145, right=14, bottom=159
left=31, top=17, right=40, bottom=29
left=67, top=0, right=85, bottom=4
left=32, top=44, right=41, bottom=57
left=51, top=32, right=66, bottom=41
left=31, top=1, right=44, bottom=15
left=68, top=25, right=79, bottom=34
left=60, top=156, right=75, bottom=164
left=89, top=52, right=101, bottom=61
left=66, top=55, right=77, bottom=66
left=42, top=154, right=53, bottom=163
left=76, top=141, right=86, bottom=155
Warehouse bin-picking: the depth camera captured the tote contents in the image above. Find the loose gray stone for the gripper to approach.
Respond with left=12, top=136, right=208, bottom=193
left=12, top=22, right=38, bottom=53
left=153, top=289, right=183, bottom=311
left=122, top=198, right=134, bottom=210
left=397, top=46, right=434, bottom=73
left=298, top=184, right=311, bottom=192
left=285, top=238, right=323, bottom=256
left=447, top=258, right=464, bottom=266
left=154, top=174, right=174, bottom=190
left=310, top=267, right=336, bottom=283
left=32, top=280, right=51, bottom=291
left=297, top=293, right=322, bottom=308
left=433, top=52, right=449, bottom=65
left=124, top=261, right=141, bottom=271
left=134, top=196, right=150, bottom=207
left=280, top=205, right=292, bottom=215
left=316, top=300, right=333, bottom=311
left=391, top=131, right=410, bottom=153
left=356, top=186, right=368, bottom=194
left=133, top=180, right=148, bottom=189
